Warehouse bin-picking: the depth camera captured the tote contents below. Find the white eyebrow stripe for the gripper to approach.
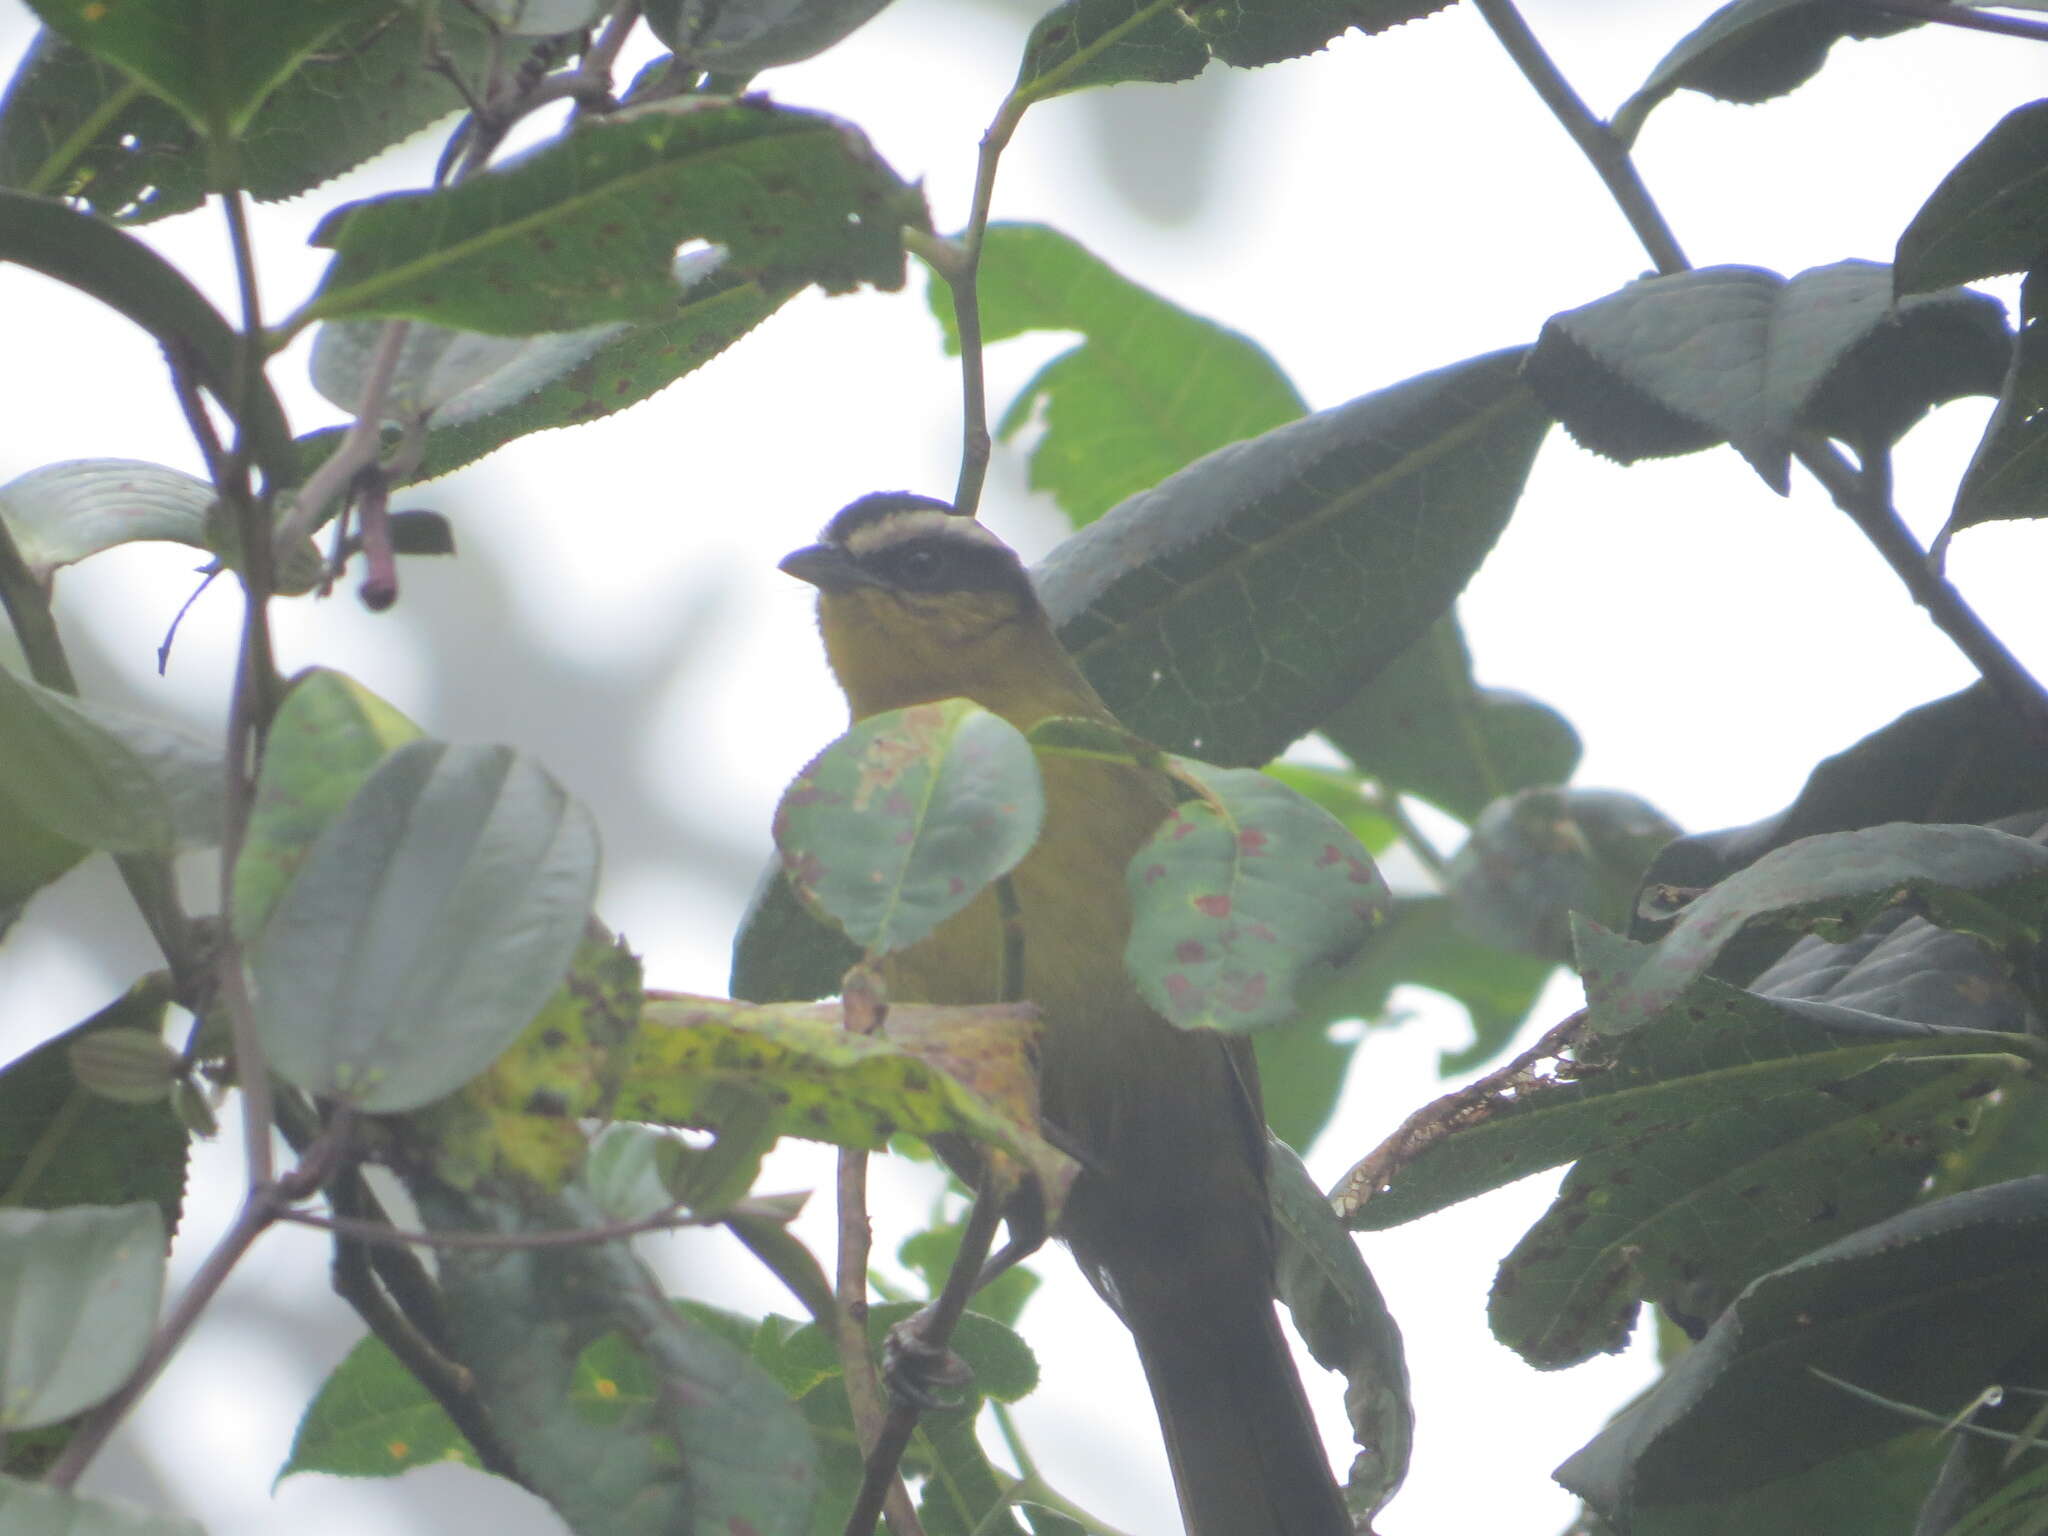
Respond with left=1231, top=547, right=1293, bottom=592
left=839, top=510, right=1011, bottom=558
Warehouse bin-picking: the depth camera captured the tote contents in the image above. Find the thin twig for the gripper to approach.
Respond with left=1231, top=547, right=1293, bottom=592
left=277, top=1200, right=743, bottom=1250
left=1792, top=433, right=2048, bottom=746
left=270, top=320, right=412, bottom=556
left=1476, top=0, right=2048, bottom=744
left=845, top=1190, right=1007, bottom=1536
left=1470, top=0, right=1687, bottom=275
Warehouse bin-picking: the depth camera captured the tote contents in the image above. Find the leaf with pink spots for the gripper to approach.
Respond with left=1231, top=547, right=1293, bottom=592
left=773, top=698, right=1044, bottom=957
left=1125, top=764, right=1391, bottom=1032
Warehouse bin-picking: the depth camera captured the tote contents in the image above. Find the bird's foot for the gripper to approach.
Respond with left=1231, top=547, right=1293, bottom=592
left=881, top=1309, right=975, bottom=1411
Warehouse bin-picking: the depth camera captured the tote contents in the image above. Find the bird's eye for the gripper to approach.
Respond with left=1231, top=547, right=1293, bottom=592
left=890, top=544, right=948, bottom=589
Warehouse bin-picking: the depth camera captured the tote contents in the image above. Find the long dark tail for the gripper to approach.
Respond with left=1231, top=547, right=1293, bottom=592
left=1105, top=1245, right=1352, bottom=1536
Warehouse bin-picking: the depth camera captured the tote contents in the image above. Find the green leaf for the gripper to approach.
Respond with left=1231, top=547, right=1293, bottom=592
left=1041, top=346, right=1551, bottom=766
left=1489, top=932, right=2028, bottom=1369
left=0, top=977, right=187, bottom=1231
left=773, top=698, right=1044, bottom=957
left=0, top=1476, right=201, bottom=1536
left=0, top=7, right=494, bottom=222
left=1612, top=0, right=1933, bottom=146
left=300, top=256, right=794, bottom=488
left=646, top=0, right=900, bottom=71
left=1446, top=786, right=1680, bottom=963
left=0, top=190, right=297, bottom=488
left=0, top=1203, right=164, bottom=1430
left=248, top=739, right=600, bottom=1112
left=1013, top=1, right=1207, bottom=104
left=930, top=222, right=1307, bottom=527
left=26, top=0, right=384, bottom=138
left=232, top=666, right=420, bottom=938
left=0, top=786, right=85, bottom=934
left=0, top=664, right=221, bottom=853
left=1625, top=1436, right=1946, bottom=1536
left=412, top=1180, right=816, bottom=1535
left=1268, top=1140, right=1410, bottom=1519
left=1340, top=924, right=2037, bottom=1237
left=1948, top=266, right=2048, bottom=544
left=1554, top=1177, right=2048, bottom=1515
left=918, top=1407, right=1030, bottom=1536
left=1896, top=99, right=2048, bottom=295
left=303, top=99, right=927, bottom=335
left=1642, top=683, right=2048, bottom=903
left=1013, top=0, right=1454, bottom=94
left=900, top=1219, right=1039, bottom=1328
left=473, top=0, right=605, bottom=33
left=1125, top=763, right=1389, bottom=1032
left=1253, top=1018, right=1357, bottom=1157
left=1591, top=823, right=2048, bottom=1033
left=1526, top=261, right=2008, bottom=493
left=280, top=1332, right=481, bottom=1483
left=1319, top=614, right=1581, bottom=824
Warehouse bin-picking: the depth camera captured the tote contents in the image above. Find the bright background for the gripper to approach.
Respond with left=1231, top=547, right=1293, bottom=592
left=2, top=2, right=2045, bottom=1532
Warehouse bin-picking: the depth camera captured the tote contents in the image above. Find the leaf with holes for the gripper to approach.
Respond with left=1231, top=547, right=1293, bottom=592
left=1125, top=765, right=1389, bottom=1032
left=304, top=99, right=926, bottom=336
left=774, top=699, right=1043, bottom=957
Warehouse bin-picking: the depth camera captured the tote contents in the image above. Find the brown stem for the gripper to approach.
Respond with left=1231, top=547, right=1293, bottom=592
left=1471, top=0, right=1687, bottom=274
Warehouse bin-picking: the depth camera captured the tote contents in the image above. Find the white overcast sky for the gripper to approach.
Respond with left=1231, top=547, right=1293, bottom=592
left=3, top=2, right=2046, bottom=1533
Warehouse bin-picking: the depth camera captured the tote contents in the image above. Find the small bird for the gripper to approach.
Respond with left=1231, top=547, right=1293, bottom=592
left=782, top=491, right=1351, bottom=1536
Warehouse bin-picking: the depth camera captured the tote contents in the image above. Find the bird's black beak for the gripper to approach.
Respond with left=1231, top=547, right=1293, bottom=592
left=779, top=543, right=874, bottom=593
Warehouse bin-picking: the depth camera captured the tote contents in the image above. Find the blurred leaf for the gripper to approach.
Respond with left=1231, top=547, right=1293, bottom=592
left=1339, top=924, right=2036, bottom=1239
left=1896, top=99, right=2048, bottom=295
left=1320, top=615, right=1581, bottom=823
left=1300, top=894, right=1555, bottom=1075
left=415, top=1181, right=815, bottom=1533
left=1125, top=763, right=1389, bottom=1032
left=1554, top=1177, right=2048, bottom=1515
left=248, top=739, right=599, bottom=1113
left=730, top=862, right=860, bottom=1003
left=764, top=1302, right=1038, bottom=1404
left=1642, top=684, right=2048, bottom=903
left=1527, top=261, right=2007, bottom=493
left=0, top=191, right=297, bottom=488
left=1949, top=267, right=2048, bottom=544
left=929, top=222, right=1306, bottom=526
left=773, top=699, right=1044, bottom=957
left=473, top=0, right=605, bottom=32
left=0, top=664, right=221, bottom=853
left=304, top=100, right=926, bottom=335
left=1592, top=823, right=2048, bottom=1033
left=1040, top=347, right=1552, bottom=766
left=1014, top=0, right=1454, bottom=95
left=918, top=1406, right=1030, bottom=1536
left=279, top=1332, right=482, bottom=1483
left=0, top=977, right=187, bottom=1232
left=1613, top=0, right=1934, bottom=145
left=0, top=1477, right=201, bottom=1536
left=0, top=1203, right=164, bottom=1431
left=1750, top=903, right=2038, bottom=1037
left=1253, top=1018, right=1355, bottom=1156
left=0, top=786, right=84, bottom=934
left=0, top=460, right=211, bottom=584
left=1448, top=787, right=1681, bottom=963
left=0, top=7, right=493, bottom=222
left=646, top=0, right=899, bottom=71
left=26, top=0, right=382, bottom=138
left=66, top=1028, right=177, bottom=1107
left=1269, top=1140, right=1410, bottom=1520
left=233, top=667, right=420, bottom=937
left=901, top=1218, right=1039, bottom=1328
left=619, top=994, right=1074, bottom=1210
left=300, top=257, right=794, bottom=489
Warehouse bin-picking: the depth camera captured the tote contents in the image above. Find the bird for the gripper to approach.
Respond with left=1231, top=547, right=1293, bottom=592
left=780, top=490, right=1352, bottom=1536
